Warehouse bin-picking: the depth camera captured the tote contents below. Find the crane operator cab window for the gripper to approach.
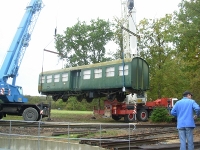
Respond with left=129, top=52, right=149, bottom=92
left=17, top=86, right=23, bottom=95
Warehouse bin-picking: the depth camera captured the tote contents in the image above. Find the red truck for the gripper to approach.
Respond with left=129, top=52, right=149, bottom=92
left=93, top=97, right=178, bottom=123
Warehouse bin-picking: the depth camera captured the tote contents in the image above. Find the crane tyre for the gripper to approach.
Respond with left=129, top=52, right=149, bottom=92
left=23, top=107, right=39, bottom=121
left=136, top=109, right=148, bottom=122
left=37, top=115, right=41, bottom=121
left=112, top=115, right=122, bottom=121
left=124, top=114, right=135, bottom=123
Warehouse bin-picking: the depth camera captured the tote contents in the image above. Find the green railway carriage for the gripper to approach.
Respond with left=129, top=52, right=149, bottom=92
left=38, top=57, right=149, bottom=102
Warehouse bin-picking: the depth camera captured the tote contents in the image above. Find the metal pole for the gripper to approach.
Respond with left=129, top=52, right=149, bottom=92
left=67, top=122, right=71, bottom=150
left=8, top=120, right=11, bottom=149
left=100, top=123, right=102, bottom=147
left=129, top=123, right=131, bottom=150
left=37, top=121, right=41, bottom=150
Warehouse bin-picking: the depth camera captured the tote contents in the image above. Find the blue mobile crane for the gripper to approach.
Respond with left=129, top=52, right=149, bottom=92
left=0, top=0, right=49, bottom=121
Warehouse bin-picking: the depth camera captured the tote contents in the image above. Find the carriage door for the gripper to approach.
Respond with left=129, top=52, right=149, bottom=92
left=70, top=70, right=81, bottom=91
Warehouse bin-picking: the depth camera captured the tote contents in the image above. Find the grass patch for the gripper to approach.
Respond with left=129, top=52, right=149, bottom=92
left=51, top=110, right=92, bottom=116
left=1, top=109, right=117, bottom=123
left=2, top=116, right=23, bottom=121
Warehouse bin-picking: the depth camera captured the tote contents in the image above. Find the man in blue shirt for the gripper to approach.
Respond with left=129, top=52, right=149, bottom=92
left=171, top=91, right=200, bottom=150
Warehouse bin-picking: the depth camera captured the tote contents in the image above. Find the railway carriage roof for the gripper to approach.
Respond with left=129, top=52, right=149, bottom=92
left=41, top=58, right=133, bottom=75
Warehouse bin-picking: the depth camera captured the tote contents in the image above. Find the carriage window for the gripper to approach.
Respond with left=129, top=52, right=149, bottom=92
left=47, top=75, right=52, bottom=83
left=94, top=68, right=102, bottom=78
left=40, top=76, right=45, bottom=83
left=62, top=73, right=68, bottom=82
left=54, top=74, right=60, bottom=82
left=106, top=67, right=115, bottom=77
left=83, top=70, right=91, bottom=79
left=119, top=65, right=128, bottom=76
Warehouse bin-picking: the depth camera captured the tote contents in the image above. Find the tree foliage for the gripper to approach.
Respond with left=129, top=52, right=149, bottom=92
left=55, top=18, right=115, bottom=67
left=25, top=95, right=49, bottom=104
left=26, top=95, right=105, bottom=111
left=136, top=0, right=200, bottom=101
left=112, top=17, right=124, bottom=59
left=174, top=0, right=200, bottom=60
left=173, top=0, right=200, bottom=100
left=51, top=96, right=105, bottom=111
left=137, top=15, right=186, bottom=100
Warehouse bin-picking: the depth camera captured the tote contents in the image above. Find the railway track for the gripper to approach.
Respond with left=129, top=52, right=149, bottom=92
left=0, top=120, right=179, bottom=128
left=79, top=128, right=200, bottom=150
left=1, top=120, right=200, bottom=129
left=79, top=128, right=178, bottom=149
left=1, top=120, right=200, bottom=150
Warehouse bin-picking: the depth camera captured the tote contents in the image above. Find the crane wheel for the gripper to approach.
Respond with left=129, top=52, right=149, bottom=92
left=136, top=109, right=148, bottom=122
left=112, top=115, right=122, bottom=121
left=124, top=113, right=135, bottom=123
left=22, top=107, right=39, bottom=121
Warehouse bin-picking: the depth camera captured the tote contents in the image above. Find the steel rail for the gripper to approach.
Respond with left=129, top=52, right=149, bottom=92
left=0, top=120, right=184, bottom=129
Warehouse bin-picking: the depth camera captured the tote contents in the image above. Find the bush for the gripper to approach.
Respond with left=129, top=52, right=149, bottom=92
left=50, top=96, right=106, bottom=111
left=149, top=107, right=173, bottom=123
left=24, top=95, right=110, bottom=111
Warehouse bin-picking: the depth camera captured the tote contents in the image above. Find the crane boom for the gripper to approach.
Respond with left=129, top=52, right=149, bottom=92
left=0, top=0, right=43, bottom=84
left=121, top=0, right=137, bottom=58
left=0, top=0, right=43, bottom=103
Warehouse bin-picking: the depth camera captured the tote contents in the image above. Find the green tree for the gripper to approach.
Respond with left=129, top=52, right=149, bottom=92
left=25, top=95, right=50, bottom=104
left=55, top=18, right=115, bottom=67
left=174, top=0, right=200, bottom=100
left=112, top=17, right=124, bottom=59
left=137, top=15, right=186, bottom=100
left=174, top=0, right=200, bottom=60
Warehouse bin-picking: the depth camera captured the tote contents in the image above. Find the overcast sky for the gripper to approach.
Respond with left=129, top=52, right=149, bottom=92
left=0, top=0, right=181, bottom=96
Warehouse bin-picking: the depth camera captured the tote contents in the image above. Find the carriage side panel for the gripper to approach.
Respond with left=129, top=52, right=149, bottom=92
left=131, top=57, right=149, bottom=91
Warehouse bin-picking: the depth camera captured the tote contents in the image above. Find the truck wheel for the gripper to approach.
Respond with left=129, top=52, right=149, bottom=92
left=23, top=107, right=39, bottom=121
left=37, top=115, right=41, bottom=121
left=137, top=109, right=148, bottom=122
left=124, top=114, right=135, bottom=123
left=112, top=115, right=122, bottom=121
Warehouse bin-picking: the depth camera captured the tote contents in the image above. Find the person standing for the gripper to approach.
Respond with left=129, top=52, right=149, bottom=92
left=171, top=91, right=200, bottom=150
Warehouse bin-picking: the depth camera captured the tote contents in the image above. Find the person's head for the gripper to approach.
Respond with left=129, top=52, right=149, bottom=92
left=183, top=91, right=193, bottom=99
